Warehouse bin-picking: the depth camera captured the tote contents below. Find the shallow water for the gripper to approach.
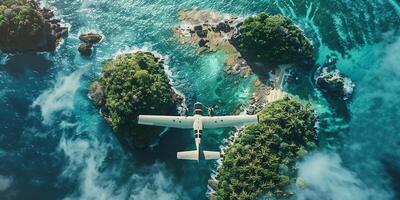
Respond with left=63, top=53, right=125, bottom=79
left=0, top=0, right=400, bottom=199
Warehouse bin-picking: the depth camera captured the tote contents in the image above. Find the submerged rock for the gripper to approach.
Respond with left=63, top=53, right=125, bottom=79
left=316, top=56, right=355, bottom=101
left=79, top=32, right=103, bottom=44
left=0, top=0, right=68, bottom=53
left=88, top=51, right=182, bottom=148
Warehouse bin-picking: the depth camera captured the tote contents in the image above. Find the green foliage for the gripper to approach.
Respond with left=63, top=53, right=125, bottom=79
left=93, top=52, right=176, bottom=147
left=235, top=13, right=314, bottom=66
left=0, top=0, right=46, bottom=51
left=217, top=98, right=317, bottom=199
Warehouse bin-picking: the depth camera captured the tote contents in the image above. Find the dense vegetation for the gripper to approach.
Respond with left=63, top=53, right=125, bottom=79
left=89, top=52, right=179, bottom=148
left=0, top=0, right=47, bottom=51
left=233, top=13, right=314, bottom=66
left=216, top=98, right=317, bottom=199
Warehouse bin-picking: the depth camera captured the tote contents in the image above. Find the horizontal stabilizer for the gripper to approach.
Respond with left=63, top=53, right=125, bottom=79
left=177, top=150, right=221, bottom=160
left=203, top=151, right=221, bottom=160
left=177, top=150, right=198, bottom=160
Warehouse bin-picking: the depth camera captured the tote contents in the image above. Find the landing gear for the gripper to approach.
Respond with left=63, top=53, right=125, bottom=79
left=181, top=104, right=190, bottom=117
left=207, top=104, right=217, bottom=117
left=208, top=107, right=214, bottom=117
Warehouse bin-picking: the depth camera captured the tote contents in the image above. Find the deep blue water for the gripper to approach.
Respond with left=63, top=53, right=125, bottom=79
left=0, top=0, right=400, bottom=199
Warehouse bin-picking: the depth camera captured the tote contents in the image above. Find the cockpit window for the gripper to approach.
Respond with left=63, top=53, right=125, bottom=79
left=195, top=110, right=202, bottom=115
left=194, top=103, right=203, bottom=110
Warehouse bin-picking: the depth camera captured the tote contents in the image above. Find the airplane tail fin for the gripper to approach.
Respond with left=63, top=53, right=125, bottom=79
left=177, top=150, right=222, bottom=160
left=203, top=151, right=221, bottom=160
left=177, top=150, right=198, bottom=160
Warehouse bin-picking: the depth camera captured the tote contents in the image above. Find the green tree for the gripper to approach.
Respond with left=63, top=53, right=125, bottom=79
left=0, top=0, right=47, bottom=52
left=217, top=98, right=317, bottom=199
left=89, top=52, right=179, bottom=148
left=234, top=13, right=314, bottom=67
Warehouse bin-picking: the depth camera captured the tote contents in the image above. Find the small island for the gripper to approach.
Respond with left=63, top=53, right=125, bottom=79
left=316, top=56, right=355, bottom=101
left=0, top=0, right=68, bottom=53
left=174, top=10, right=314, bottom=73
left=231, top=13, right=314, bottom=67
left=212, top=98, right=317, bottom=199
left=89, top=51, right=182, bottom=148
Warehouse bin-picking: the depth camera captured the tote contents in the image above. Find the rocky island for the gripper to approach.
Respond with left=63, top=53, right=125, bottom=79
left=0, top=0, right=68, bottom=53
left=211, top=98, right=317, bottom=199
left=316, top=56, right=355, bottom=101
left=89, top=51, right=182, bottom=148
left=174, top=10, right=314, bottom=74
left=78, top=32, right=103, bottom=56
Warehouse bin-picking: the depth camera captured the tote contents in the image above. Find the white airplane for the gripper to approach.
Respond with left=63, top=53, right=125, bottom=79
left=138, top=102, right=258, bottom=161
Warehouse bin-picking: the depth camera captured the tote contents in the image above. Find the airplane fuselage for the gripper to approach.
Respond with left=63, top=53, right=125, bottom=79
left=193, top=102, right=204, bottom=160
left=193, top=115, right=203, bottom=160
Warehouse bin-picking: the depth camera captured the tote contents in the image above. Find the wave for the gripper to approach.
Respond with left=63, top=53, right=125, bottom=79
left=31, top=69, right=84, bottom=125
left=0, top=175, right=13, bottom=192
left=57, top=121, right=188, bottom=200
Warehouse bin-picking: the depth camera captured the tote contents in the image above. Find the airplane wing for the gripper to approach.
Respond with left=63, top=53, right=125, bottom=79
left=138, top=115, right=194, bottom=129
left=202, top=115, right=258, bottom=129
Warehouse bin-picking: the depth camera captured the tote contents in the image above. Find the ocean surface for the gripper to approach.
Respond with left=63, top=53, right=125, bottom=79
left=0, top=0, right=400, bottom=199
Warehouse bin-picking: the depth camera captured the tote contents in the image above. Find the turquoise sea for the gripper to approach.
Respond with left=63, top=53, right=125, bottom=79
left=0, top=0, right=400, bottom=199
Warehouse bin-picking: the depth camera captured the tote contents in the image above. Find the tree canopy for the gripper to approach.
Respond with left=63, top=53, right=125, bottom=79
left=216, top=98, right=317, bottom=199
left=90, top=52, right=178, bottom=148
left=234, top=13, right=314, bottom=66
left=0, top=0, right=46, bottom=51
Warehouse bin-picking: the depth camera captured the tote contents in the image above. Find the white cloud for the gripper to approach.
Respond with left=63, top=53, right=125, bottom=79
left=128, top=166, right=187, bottom=200
left=294, top=152, right=374, bottom=200
left=58, top=122, right=188, bottom=200
left=0, top=175, right=13, bottom=192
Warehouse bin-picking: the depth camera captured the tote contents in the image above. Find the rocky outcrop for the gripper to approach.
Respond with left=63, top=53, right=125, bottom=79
left=173, top=9, right=242, bottom=53
left=208, top=179, right=219, bottom=191
left=0, top=0, right=68, bottom=53
left=78, top=32, right=103, bottom=56
left=79, top=33, right=103, bottom=44
left=224, top=54, right=252, bottom=77
left=315, top=56, right=355, bottom=101
left=78, top=43, right=93, bottom=56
